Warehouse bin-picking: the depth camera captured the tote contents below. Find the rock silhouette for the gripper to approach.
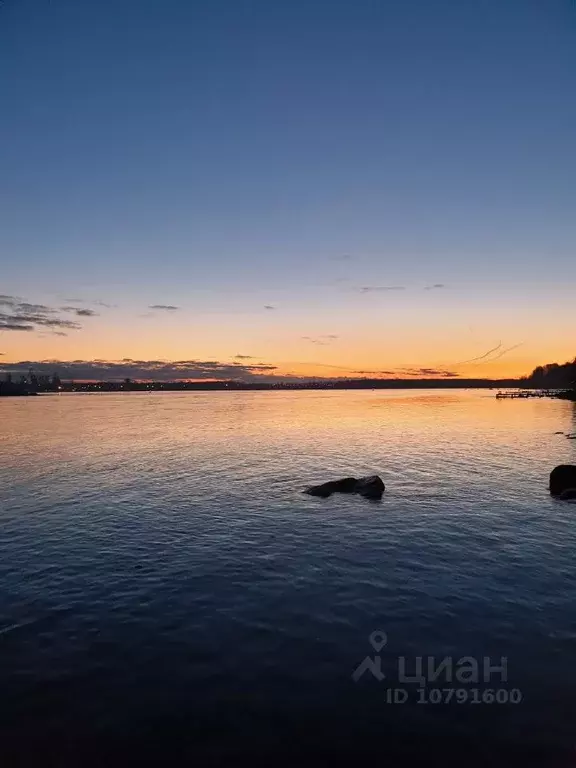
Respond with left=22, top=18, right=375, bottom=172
left=354, top=475, right=386, bottom=499
left=304, top=475, right=385, bottom=500
left=550, top=465, right=576, bottom=497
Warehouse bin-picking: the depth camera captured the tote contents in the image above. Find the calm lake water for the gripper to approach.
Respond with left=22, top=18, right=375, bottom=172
left=1, top=390, right=576, bottom=766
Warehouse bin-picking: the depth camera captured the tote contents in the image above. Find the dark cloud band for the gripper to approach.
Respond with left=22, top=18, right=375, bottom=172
left=0, top=358, right=278, bottom=381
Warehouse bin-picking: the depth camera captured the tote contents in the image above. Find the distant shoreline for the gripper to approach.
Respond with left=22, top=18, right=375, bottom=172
left=2, top=378, right=517, bottom=396
left=2, top=378, right=574, bottom=399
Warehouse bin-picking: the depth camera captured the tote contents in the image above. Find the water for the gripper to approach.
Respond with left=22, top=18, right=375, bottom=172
left=1, top=390, right=575, bottom=766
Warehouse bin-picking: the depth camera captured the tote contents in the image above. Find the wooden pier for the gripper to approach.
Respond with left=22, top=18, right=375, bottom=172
left=495, top=390, right=553, bottom=399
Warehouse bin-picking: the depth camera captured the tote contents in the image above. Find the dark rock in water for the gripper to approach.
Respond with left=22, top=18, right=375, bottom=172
left=304, top=477, right=358, bottom=498
left=558, top=489, right=576, bottom=501
left=354, top=475, right=386, bottom=499
left=554, top=431, right=564, bottom=435
left=550, top=465, right=576, bottom=496
left=304, top=475, right=385, bottom=500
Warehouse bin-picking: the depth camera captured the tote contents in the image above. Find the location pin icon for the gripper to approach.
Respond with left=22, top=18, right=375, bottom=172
left=369, top=631, right=388, bottom=651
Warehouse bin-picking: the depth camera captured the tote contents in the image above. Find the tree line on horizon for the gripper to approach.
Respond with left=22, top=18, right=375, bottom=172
left=522, top=356, right=576, bottom=389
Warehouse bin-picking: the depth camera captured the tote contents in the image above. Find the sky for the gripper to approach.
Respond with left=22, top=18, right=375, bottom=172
left=1, top=0, right=575, bottom=381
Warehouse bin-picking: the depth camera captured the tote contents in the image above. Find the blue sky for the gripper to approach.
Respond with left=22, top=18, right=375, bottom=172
left=0, top=0, right=575, bottom=377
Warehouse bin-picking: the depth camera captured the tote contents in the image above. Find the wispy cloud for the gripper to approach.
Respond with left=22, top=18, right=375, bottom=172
left=5, top=315, right=80, bottom=329
left=234, top=354, right=254, bottom=360
left=401, top=367, right=459, bottom=378
left=354, top=369, right=398, bottom=376
left=149, top=304, right=179, bottom=311
left=0, top=295, right=20, bottom=306
left=15, top=302, right=58, bottom=314
left=264, top=305, right=275, bottom=310
left=35, top=330, right=71, bottom=338
left=301, top=334, right=339, bottom=346
left=359, top=286, right=405, bottom=293
left=424, top=284, right=446, bottom=290
left=0, top=297, right=82, bottom=333
left=61, top=307, right=99, bottom=317
left=0, top=322, right=35, bottom=331
left=351, top=367, right=458, bottom=378
left=63, top=297, right=116, bottom=308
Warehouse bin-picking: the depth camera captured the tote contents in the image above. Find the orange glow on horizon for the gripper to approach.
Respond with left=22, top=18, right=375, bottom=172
left=1, top=300, right=573, bottom=382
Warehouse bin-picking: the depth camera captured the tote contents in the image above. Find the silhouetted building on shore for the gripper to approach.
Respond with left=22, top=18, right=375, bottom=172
left=0, top=370, right=62, bottom=396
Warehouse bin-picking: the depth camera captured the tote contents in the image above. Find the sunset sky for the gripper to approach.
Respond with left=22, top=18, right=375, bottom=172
left=1, top=0, right=575, bottom=380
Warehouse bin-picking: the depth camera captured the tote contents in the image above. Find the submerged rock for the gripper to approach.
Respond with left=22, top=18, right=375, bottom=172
left=558, top=489, right=576, bottom=501
left=304, top=475, right=385, bottom=500
left=304, top=477, right=357, bottom=498
left=550, top=465, right=576, bottom=497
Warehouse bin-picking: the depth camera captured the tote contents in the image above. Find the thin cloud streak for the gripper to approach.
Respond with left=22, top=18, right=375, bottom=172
left=452, top=342, right=503, bottom=366
left=488, top=343, right=524, bottom=362
left=61, top=307, right=99, bottom=317
left=359, top=286, right=406, bottom=293
left=1, top=312, right=81, bottom=331
left=400, top=367, right=459, bottom=378
left=62, top=298, right=116, bottom=307
left=0, top=322, right=33, bottom=331
left=444, top=341, right=523, bottom=370
left=301, top=334, right=339, bottom=346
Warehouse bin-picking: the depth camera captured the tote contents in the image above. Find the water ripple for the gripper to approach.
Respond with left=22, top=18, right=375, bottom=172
left=1, top=390, right=575, bottom=765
